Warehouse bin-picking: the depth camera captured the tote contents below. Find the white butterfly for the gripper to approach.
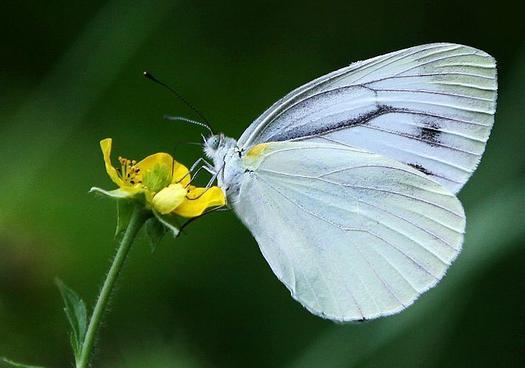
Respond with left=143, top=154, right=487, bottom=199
left=202, top=43, right=497, bottom=322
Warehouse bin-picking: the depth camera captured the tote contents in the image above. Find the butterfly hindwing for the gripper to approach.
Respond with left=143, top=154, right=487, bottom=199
left=235, top=141, right=465, bottom=321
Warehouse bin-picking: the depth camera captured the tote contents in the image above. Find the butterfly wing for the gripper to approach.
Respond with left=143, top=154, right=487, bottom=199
left=235, top=141, right=465, bottom=321
left=238, top=43, right=497, bottom=193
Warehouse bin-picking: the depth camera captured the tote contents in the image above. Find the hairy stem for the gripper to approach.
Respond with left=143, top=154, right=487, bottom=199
left=77, top=205, right=147, bottom=368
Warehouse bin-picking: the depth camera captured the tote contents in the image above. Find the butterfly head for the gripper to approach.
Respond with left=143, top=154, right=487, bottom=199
left=203, top=133, right=237, bottom=159
left=203, top=133, right=222, bottom=153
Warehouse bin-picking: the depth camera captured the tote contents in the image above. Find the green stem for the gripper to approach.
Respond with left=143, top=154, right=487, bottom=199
left=77, top=205, right=148, bottom=368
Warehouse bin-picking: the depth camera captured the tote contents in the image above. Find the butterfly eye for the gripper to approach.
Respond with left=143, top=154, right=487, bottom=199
left=206, top=135, right=220, bottom=150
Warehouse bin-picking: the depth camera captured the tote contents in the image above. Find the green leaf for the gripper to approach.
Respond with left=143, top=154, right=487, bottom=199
left=1, top=357, right=46, bottom=368
left=55, top=279, right=88, bottom=361
left=116, top=199, right=135, bottom=237
left=152, top=211, right=181, bottom=238
left=145, top=217, right=167, bottom=252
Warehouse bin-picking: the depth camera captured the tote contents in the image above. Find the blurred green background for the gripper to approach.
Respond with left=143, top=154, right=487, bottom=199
left=1, top=0, right=524, bottom=367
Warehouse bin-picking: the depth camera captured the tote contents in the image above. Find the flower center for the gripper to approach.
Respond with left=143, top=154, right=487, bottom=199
left=141, top=163, right=172, bottom=193
left=118, top=156, right=142, bottom=185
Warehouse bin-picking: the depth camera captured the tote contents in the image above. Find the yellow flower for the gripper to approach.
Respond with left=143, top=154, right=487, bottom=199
left=93, top=138, right=225, bottom=219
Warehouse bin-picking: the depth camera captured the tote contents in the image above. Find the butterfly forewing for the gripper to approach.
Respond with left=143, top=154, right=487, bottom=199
left=238, top=43, right=497, bottom=193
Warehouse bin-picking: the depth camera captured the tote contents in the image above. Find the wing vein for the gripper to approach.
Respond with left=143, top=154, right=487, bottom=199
left=256, top=176, right=366, bottom=318
left=392, top=52, right=491, bottom=76
left=373, top=88, right=494, bottom=102
left=259, top=169, right=454, bottom=265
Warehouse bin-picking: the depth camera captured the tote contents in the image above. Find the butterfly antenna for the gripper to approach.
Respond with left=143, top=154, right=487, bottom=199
left=143, top=71, right=215, bottom=134
left=164, top=115, right=214, bottom=136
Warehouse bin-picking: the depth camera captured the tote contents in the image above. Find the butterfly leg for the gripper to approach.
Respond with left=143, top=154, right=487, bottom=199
left=176, top=204, right=230, bottom=238
left=189, top=157, right=214, bottom=173
left=185, top=165, right=218, bottom=191
left=176, top=157, right=215, bottom=184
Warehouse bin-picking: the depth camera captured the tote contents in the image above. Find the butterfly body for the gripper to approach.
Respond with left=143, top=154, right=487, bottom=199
left=202, top=43, right=497, bottom=322
left=204, top=134, right=244, bottom=202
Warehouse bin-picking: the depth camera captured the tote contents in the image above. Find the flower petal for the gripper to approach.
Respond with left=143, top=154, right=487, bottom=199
left=173, top=186, right=225, bottom=218
left=136, top=152, right=174, bottom=172
left=151, top=183, right=187, bottom=215
left=100, top=138, right=125, bottom=187
left=172, top=161, right=191, bottom=187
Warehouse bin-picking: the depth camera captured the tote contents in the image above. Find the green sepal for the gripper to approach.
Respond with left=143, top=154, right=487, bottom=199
left=89, top=187, right=146, bottom=238
left=152, top=210, right=181, bottom=238
left=1, top=358, right=46, bottom=368
left=55, top=279, right=88, bottom=362
left=89, top=187, right=132, bottom=199
left=145, top=217, right=167, bottom=253
left=116, top=199, right=135, bottom=237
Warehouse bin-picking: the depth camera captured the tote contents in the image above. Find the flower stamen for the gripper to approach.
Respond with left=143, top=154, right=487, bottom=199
left=117, top=156, right=142, bottom=185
